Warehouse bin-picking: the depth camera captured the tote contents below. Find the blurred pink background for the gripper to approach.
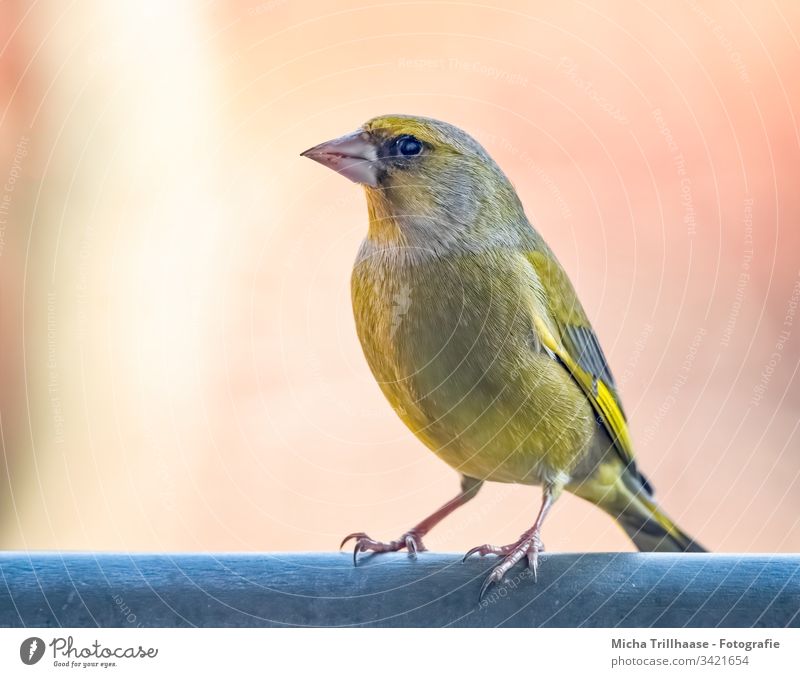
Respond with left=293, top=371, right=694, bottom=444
left=0, top=0, right=798, bottom=554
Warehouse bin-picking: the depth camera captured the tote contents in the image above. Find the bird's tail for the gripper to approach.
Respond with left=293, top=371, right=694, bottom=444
left=573, top=463, right=706, bottom=553
left=614, top=489, right=706, bottom=553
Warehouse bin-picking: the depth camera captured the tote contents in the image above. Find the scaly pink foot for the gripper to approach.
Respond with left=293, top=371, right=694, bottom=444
left=464, top=531, right=544, bottom=600
left=340, top=531, right=427, bottom=566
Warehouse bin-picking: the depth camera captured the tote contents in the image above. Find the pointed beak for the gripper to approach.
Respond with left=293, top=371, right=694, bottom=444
left=301, top=130, right=379, bottom=187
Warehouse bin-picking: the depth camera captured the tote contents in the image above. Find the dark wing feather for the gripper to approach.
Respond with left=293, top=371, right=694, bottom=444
left=525, top=250, right=653, bottom=493
left=563, top=324, right=624, bottom=413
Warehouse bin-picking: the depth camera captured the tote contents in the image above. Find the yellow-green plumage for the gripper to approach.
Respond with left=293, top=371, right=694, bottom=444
left=302, top=113, right=704, bottom=580
left=352, top=248, right=596, bottom=485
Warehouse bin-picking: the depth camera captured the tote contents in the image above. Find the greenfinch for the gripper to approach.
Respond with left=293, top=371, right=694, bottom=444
left=302, top=114, right=705, bottom=595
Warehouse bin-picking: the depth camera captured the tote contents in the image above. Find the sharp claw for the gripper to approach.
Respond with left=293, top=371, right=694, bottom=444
left=528, top=550, right=539, bottom=582
left=462, top=545, right=482, bottom=562
left=406, top=535, right=417, bottom=558
left=479, top=571, right=498, bottom=602
left=352, top=542, right=361, bottom=567
left=340, top=532, right=365, bottom=550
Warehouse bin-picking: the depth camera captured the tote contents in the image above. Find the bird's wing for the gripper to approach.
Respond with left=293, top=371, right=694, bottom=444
left=525, top=250, right=637, bottom=474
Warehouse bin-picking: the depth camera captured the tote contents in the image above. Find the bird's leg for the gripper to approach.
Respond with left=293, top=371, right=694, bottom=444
left=464, top=485, right=557, bottom=599
left=341, top=476, right=483, bottom=565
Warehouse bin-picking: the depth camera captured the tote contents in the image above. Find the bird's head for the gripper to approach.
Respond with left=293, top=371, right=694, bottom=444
left=301, top=114, right=526, bottom=249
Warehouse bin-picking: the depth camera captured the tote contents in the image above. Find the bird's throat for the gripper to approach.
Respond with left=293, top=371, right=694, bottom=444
left=363, top=184, right=470, bottom=257
left=365, top=189, right=408, bottom=246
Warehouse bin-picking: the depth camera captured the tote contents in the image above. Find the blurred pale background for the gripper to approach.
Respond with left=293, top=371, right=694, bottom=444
left=0, top=0, right=798, bottom=554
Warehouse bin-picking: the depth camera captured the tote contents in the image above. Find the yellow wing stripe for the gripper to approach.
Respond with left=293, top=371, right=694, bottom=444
left=532, top=315, right=635, bottom=465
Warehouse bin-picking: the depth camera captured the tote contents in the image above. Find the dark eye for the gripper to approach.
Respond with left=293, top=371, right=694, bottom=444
left=395, top=135, right=423, bottom=157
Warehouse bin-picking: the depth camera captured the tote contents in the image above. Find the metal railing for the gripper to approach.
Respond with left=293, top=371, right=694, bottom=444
left=1, top=552, right=798, bottom=627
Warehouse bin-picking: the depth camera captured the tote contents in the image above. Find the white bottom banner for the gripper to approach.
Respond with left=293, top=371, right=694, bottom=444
left=1, top=628, right=797, bottom=676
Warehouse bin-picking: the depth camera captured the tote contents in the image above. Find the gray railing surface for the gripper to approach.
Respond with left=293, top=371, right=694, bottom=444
left=0, top=552, right=798, bottom=627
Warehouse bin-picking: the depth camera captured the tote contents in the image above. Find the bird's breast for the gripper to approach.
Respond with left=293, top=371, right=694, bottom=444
left=350, top=247, right=595, bottom=484
left=351, top=250, right=525, bottom=402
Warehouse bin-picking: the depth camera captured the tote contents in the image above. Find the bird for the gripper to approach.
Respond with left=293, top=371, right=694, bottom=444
left=301, top=114, right=705, bottom=595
